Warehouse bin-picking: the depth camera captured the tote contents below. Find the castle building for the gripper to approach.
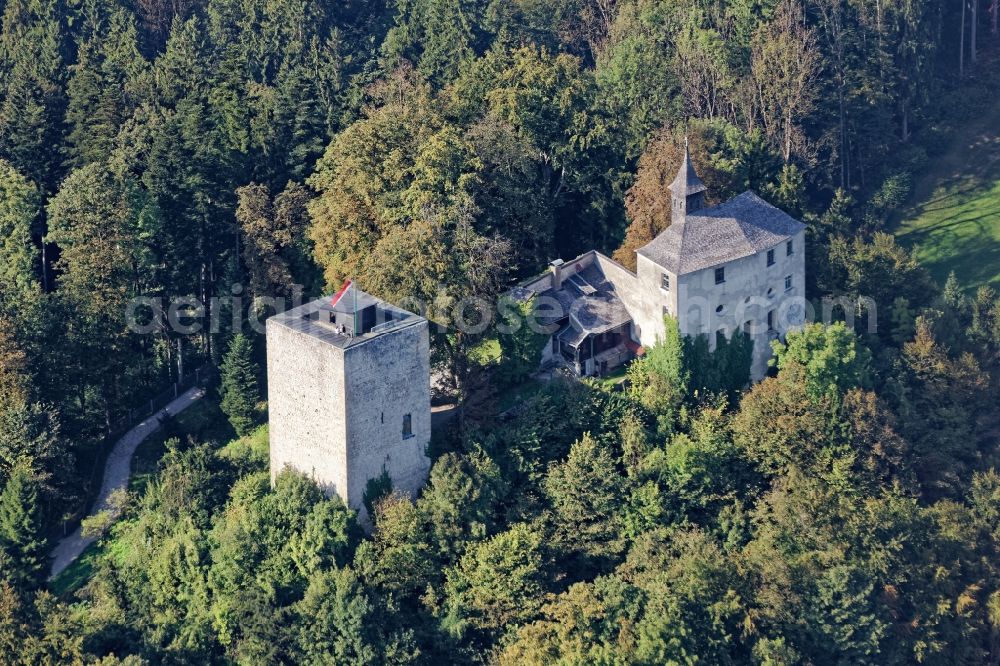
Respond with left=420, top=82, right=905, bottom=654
left=517, top=146, right=807, bottom=380
left=265, top=150, right=804, bottom=516
left=266, top=286, right=431, bottom=520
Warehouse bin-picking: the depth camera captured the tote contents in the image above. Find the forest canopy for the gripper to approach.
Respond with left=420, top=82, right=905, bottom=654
left=1, top=0, right=1000, bottom=663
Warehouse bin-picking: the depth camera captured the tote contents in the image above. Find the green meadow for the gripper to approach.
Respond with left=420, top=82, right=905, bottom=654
left=895, top=103, right=1000, bottom=291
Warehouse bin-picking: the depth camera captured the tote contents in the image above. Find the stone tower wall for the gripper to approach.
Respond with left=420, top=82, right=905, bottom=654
left=342, top=320, right=431, bottom=514
left=266, top=318, right=348, bottom=498
left=267, top=315, right=432, bottom=521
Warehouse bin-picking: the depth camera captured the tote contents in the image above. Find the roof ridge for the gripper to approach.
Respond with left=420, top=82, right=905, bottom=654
left=636, top=190, right=805, bottom=275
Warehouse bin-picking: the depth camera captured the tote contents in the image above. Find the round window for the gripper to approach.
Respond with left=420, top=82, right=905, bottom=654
left=767, top=288, right=774, bottom=298
left=715, top=304, right=724, bottom=314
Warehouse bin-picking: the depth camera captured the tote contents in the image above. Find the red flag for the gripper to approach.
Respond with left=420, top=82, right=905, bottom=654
left=330, top=279, right=353, bottom=308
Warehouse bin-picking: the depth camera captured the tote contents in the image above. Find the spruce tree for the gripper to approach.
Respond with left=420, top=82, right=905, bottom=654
left=220, top=332, right=259, bottom=436
left=942, top=271, right=964, bottom=308
left=65, top=0, right=148, bottom=168
left=0, top=159, right=40, bottom=301
left=0, top=0, right=70, bottom=192
left=0, top=464, right=45, bottom=591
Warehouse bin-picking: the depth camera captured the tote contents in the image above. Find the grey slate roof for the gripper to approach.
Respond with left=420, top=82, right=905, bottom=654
left=556, top=323, right=587, bottom=347
left=637, top=190, right=806, bottom=275
left=570, top=295, right=632, bottom=335
left=537, top=261, right=632, bottom=338
left=669, top=144, right=707, bottom=197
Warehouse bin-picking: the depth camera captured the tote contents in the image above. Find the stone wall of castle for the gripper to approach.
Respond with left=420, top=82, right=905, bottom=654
left=266, top=318, right=349, bottom=497
left=267, top=316, right=431, bottom=523
left=342, top=320, right=431, bottom=517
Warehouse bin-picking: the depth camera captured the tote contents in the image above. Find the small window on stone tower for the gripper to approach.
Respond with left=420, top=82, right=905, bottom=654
left=785, top=275, right=793, bottom=291
left=402, top=414, right=412, bottom=439
left=661, top=273, right=670, bottom=291
left=715, top=267, right=725, bottom=284
left=767, top=249, right=775, bottom=266
left=787, top=240, right=794, bottom=256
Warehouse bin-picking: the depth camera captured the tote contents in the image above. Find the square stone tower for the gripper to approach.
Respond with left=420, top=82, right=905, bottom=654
left=266, top=290, right=431, bottom=519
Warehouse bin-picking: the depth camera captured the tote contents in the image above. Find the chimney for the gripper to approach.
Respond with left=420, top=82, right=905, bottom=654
left=550, top=259, right=565, bottom=291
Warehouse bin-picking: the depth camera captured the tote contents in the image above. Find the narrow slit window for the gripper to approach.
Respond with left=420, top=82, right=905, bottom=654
left=402, top=413, right=412, bottom=439
left=767, top=249, right=775, bottom=266
left=785, top=275, right=792, bottom=291
left=714, top=267, right=725, bottom=284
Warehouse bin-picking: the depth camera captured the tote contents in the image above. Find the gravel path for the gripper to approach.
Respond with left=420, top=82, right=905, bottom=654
left=49, top=387, right=206, bottom=579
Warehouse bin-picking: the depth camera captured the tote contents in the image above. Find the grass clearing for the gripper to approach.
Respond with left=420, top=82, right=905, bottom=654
left=469, top=336, right=501, bottom=367
left=592, top=364, right=630, bottom=390
left=130, top=392, right=234, bottom=494
left=50, top=541, right=102, bottom=598
left=894, top=77, right=1000, bottom=292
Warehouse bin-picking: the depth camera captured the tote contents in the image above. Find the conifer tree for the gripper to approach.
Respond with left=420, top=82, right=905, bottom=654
left=0, top=0, right=70, bottom=192
left=0, top=464, right=45, bottom=591
left=65, top=0, right=148, bottom=168
left=544, top=432, right=625, bottom=566
left=942, top=271, right=966, bottom=312
left=0, top=159, right=40, bottom=301
left=220, top=332, right=259, bottom=436
left=45, top=163, right=161, bottom=417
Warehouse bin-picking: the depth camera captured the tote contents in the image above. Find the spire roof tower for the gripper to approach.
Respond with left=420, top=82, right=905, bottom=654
left=669, top=138, right=707, bottom=198
left=669, top=138, right=707, bottom=222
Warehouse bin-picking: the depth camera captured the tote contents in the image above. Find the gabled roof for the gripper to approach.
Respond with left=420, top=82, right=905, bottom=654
left=637, top=191, right=806, bottom=275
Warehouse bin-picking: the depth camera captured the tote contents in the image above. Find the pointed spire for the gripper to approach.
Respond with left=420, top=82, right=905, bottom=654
left=669, top=137, right=707, bottom=198
left=669, top=137, right=707, bottom=222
